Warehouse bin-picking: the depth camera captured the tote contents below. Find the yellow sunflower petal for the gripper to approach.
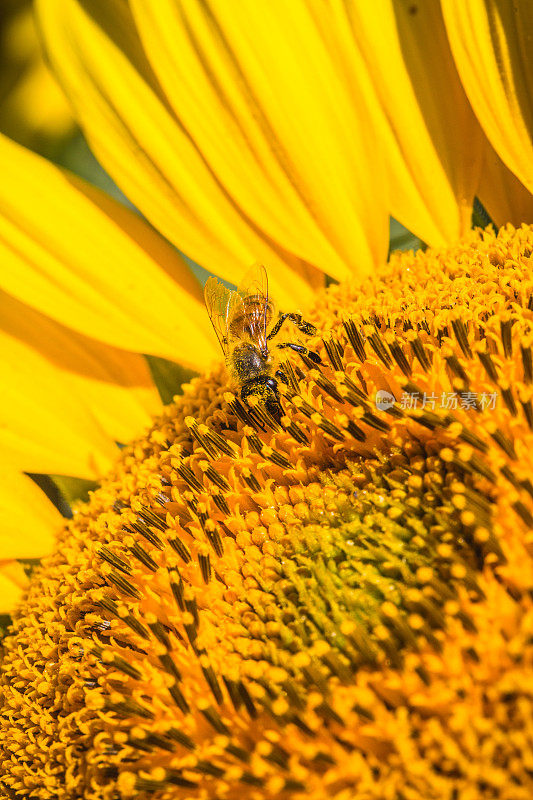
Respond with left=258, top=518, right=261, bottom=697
left=0, top=562, right=28, bottom=614
left=479, top=142, right=533, bottom=227
left=328, top=0, right=484, bottom=246
left=131, top=0, right=388, bottom=278
left=0, top=133, right=215, bottom=366
left=0, top=472, right=61, bottom=561
left=37, top=0, right=388, bottom=295
left=0, top=290, right=161, bottom=447
left=0, top=306, right=120, bottom=479
left=443, top=0, right=533, bottom=195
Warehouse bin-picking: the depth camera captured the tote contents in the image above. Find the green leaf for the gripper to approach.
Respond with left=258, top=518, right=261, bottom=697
left=49, top=475, right=98, bottom=508
left=471, top=197, right=496, bottom=231
left=145, top=354, right=199, bottom=406
left=389, top=217, right=424, bottom=255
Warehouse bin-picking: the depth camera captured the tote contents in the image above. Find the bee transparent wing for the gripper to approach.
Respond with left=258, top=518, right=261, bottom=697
left=204, top=276, right=239, bottom=357
left=236, top=263, right=273, bottom=351
left=237, top=263, right=268, bottom=299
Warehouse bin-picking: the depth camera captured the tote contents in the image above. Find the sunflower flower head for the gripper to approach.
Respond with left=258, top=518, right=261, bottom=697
left=2, top=225, right=533, bottom=799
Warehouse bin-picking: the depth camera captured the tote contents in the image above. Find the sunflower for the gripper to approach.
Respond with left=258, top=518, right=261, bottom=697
left=1, top=1, right=533, bottom=798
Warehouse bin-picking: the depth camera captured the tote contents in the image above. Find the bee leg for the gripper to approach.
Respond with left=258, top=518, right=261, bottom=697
left=267, top=312, right=317, bottom=341
left=276, top=342, right=322, bottom=364
left=286, top=313, right=318, bottom=337
left=275, top=369, right=289, bottom=384
left=266, top=313, right=288, bottom=341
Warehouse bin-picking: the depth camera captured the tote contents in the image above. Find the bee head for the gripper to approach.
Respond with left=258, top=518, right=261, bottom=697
left=241, top=376, right=283, bottom=423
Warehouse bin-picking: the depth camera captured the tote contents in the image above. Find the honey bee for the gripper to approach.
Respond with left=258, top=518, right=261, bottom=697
left=204, top=265, right=321, bottom=419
